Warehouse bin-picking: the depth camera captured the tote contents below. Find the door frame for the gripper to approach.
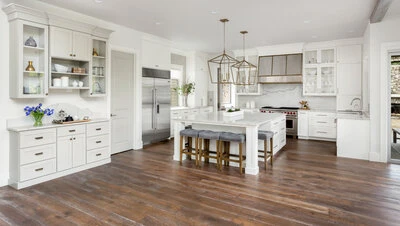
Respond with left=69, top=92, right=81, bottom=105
left=109, top=45, right=142, bottom=150
left=381, top=42, right=400, bottom=163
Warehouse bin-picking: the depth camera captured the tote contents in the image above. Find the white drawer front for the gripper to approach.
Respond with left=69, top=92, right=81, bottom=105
left=86, top=122, right=110, bottom=137
left=190, top=109, right=200, bottom=114
left=20, top=129, right=56, bottom=149
left=87, top=147, right=110, bottom=163
left=57, top=125, right=85, bottom=137
left=309, top=112, right=336, bottom=119
left=170, top=111, right=181, bottom=119
left=20, top=159, right=56, bottom=181
left=309, top=126, right=337, bottom=139
left=309, top=117, right=336, bottom=127
left=87, top=134, right=109, bottom=150
left=200, top=107, right=213, bottom=113
left=20, top=144, right=56, bottom=165
left=181, top=110, right=190, bottom=116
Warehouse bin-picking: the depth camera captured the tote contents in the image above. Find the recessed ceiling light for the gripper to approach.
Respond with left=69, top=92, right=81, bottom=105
left=303, top=20, right=311, bottom=24
left=94, top=0, right=103, bottom=3
left=155, top=22, right=162, bottom=25
left=210, top=10, right=219, bottom=15
left=311, top=35, right=318, bottom=39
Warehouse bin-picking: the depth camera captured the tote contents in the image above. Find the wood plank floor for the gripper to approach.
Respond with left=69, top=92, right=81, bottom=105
left=1, top=138, right=400, bottom=225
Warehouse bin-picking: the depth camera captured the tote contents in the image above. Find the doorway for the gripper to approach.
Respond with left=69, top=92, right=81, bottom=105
left=390, top=53, right=400, bottom=163
left=110, top=50, right=135, bottom=154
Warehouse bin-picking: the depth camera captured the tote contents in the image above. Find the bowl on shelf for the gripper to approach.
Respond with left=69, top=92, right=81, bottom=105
left=54, top=64, right=69, bottom=73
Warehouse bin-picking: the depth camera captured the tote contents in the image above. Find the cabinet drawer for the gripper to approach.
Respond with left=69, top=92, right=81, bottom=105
left=87, top=147, right=109, bottom=163
left=20, top=144, right=56, bottom=165
left=190, top=109, right=199, bottom=114
left=20, top=129, right=56, bottom=149
left=181, top=110, right=191, bottom=115
left=57, top=125, right=85, bottom=137
left=201, top=108, right=213, bottom=113
left=309, top=112, right=336, bottom=119
left=309, top=117, right=336, bottom=127
left=309, top=126, right=337, bottom=139
left=20, top=159, right=56, bottom=181
left=86, top=122, right=109, bottom=137
left=87, top=134, right=109, bottom=150
left=170, top=111, right=181, bottom=118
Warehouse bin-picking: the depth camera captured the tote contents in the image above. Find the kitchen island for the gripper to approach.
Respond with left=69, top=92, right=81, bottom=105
left=173, top=111, right=286, bottom=175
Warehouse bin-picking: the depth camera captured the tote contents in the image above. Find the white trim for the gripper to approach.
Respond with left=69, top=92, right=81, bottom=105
left=380, top=41, right=400, bottom=163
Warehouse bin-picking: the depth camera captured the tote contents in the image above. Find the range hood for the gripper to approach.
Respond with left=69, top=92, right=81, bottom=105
left=258, top=53, right=303, bottom=84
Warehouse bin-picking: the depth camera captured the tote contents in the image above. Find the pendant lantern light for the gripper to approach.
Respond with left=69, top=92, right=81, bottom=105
left=207, top=19, right=239, bottom=84
left=231, top=31, right=258, bottom=86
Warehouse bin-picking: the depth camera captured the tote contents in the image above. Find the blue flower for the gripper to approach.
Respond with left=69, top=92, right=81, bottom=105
left=38, top=103, right=42, bottom=107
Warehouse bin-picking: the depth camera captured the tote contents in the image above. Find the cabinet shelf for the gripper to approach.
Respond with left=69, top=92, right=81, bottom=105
left=24, top=46, right=45, bottom=51
left=24, top=71, right=45, bottom=74
left=49, top=86, right=90, bottom=90
left=51, top=72, right=89, bottom=76
left=92, top=75, right=105, bottom=78
left=93, top=55, right=105, bottom=59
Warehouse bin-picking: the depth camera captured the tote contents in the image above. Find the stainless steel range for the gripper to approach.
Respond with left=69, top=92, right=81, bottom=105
left=260, top=106, right=299, bottom=137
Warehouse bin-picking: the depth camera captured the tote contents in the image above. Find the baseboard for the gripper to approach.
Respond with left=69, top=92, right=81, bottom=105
left=0, top=174, right=9, bottom=187
left=369, top=151, right=382, bottom=162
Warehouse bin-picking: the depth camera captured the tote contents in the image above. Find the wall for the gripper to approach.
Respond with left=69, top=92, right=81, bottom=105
left=237, top=84, right=336, bottom=110
left=0, top=0, right=176, bottom=186
left=171, top=53, right=186, bottom=80
left=368, top=15, right=400, bottom=162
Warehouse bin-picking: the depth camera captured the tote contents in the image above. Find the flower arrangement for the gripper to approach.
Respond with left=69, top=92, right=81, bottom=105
left=173, top=82, right=195, bottom=96
left=24, top=103, right=54, bottom=126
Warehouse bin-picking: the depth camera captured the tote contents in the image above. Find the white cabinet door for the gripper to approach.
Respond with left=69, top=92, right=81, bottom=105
left=142, top=39, right=171, bottom=70
left=337, top=45, right=362, bottom=64
left=50, top=27, right=73, bottom=59
left=73, top=32, right=91, bottom=61
left=72, top=134, right=86, bottom=167
left=298, top=111, right=309, bottom=137
left=337, top=64, right=362, bottom=96
left=57, top=136, right=73, bottom=171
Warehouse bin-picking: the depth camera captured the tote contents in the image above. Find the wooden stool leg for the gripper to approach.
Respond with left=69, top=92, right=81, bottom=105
left=179, top=135, right=184, bottom=165
left=264, top=139, right=267, bottom=170
left=270, top=138, right=273, bottom=166
left=218, top=140, right=223, bottom=170
left=198, top=138, right=203, bottom=166
left=205, top=139, right=210, bottom=163
left=239, top=143, right=243, bottom=174
left=187, top=137, right=192, bottom=160
left=195, top=137, right=199, bottom=166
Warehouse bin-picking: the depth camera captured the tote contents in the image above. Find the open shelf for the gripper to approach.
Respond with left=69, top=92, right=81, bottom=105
left=51, top=72, right=89, bottom=76
left=24, top=71, right=45, bottom=74
left=93, top=55, right=105, bottom=59
left=49, top=86, right=90, bottom=90
left=24, top=46, right=44, bottom=51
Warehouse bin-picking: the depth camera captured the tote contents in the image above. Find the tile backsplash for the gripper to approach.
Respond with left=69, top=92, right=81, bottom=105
left=237, top=84, right=336, bottom=110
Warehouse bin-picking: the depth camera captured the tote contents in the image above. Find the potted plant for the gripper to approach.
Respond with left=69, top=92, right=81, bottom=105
left=173, top=82, right=195, bottom=107
left=24, top=103, right=54, bottom=126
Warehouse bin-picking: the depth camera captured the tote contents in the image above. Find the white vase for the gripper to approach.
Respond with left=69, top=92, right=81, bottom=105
left=182, top=95, right=188, bottom=107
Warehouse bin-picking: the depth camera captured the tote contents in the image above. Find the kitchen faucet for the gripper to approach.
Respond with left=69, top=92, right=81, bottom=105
left=350, top=97, right=361, bottom=110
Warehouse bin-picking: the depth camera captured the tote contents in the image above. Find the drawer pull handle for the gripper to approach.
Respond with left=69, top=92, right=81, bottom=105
left=96, top=153, right=102, bottom=156
left=281, top=139, right=285, bottom=143
left=69, top=129, right=76, bottom=132
left=274, top=132, right=278, bottom=135
left=273, top=145, right=278, bottom=148
left=35, top=137, right=43, bottom=140
left=316, top=114, right=328, bottom=116
left=273, top=122, right=279, bottom=125
left=96, top=141, right=102, bottom=144
left=317, top=131, right=328, bottom=134
left=96, top=128, right=102, bottom=131
left=35, top=168, right=43, bottom=172
left=35, top=152, right=43, bottom=156
left=317, top=121, right=327, bottom=124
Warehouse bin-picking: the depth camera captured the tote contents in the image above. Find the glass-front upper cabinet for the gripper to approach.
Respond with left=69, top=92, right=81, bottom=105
left=9, top=20, right=49, bottom=98
left=303, top=48, right=336, bottom=96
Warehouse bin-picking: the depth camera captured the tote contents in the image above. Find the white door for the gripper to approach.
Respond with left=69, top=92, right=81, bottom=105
left=111, top=50, right=134, bottom=154
left=57, top=136, right=72, bottom=171
left=72, top=32, right=91, bottom=61
left=50, top=27, right=73, bottom=59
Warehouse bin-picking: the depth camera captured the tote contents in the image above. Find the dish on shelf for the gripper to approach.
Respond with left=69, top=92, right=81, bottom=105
left=307, top=69, right=317, bottom=75
left=54, top=64, right=69, bottom=73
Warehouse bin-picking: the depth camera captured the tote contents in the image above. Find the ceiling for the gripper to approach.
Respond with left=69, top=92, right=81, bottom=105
left=31, top=0, right=378, bottom=53
left=385, top=0, right=400, bottom=20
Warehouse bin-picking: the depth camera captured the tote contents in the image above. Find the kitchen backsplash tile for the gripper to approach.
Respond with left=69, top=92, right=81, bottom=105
left=237, top=84, right=336, bottom=110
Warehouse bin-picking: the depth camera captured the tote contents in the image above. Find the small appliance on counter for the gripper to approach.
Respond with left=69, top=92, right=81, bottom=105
left=52, top=109, right=91, bottom=124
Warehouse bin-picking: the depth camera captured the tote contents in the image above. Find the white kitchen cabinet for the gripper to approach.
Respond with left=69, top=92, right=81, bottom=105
left=308, top=112, right=337, bottom=140
left=336, top=45, right=362, bottom=111
left=142, top=38, right=171, bottom=70
left=298, top=110, right=309, bottom=138
left=337, top=118, right=370, bottom=160
left=8, top=120, right=111, bottom=189
left=258, top=115, right=286, bottom=156
left=57, top=126, right=86, bottom=171
left=303, top=48, right=336, bottom=96
left=170, top=106, right=214, bottom=137
left=50, top=27, right=91, bottom=61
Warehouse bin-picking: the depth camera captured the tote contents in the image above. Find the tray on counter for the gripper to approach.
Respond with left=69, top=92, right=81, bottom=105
left=52, top=119, right=91, bottom=124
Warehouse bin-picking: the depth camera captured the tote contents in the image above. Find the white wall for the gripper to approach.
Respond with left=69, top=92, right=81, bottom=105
left=0, top=0, right=178, bottom=186
left=368, top=16, right=400, bottom=162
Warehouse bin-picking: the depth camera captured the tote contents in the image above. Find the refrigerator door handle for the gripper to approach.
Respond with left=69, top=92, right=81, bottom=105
left=157, top=104, right=160, bottom=114
left=152, top=88, right=155, bottom=129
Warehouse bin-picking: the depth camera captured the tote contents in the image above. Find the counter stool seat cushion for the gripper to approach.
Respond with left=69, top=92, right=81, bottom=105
left=199, top=130, right=220, bottom=140
left=219, top=132, right=246, bottom=143
left=258, top=130, right=274, bottom=140
left=180, top=129, right=200, bottom=138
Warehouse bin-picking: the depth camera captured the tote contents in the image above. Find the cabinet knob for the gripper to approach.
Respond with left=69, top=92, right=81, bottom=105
left=73, top=54, right=76, bottom=57
left=90, top=93, right=93, bottom=95
left=69, top=54, right=73, bottom=56
left=45, top=93, right=48, bottom=96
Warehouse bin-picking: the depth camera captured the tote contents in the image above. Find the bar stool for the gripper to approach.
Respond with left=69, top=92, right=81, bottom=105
left=219, top=132, right=246, bottom=174
left=258, top=130, right=274, bottom=169
left=179, top=129, right=200, bottom=166
left=198, top=130, right=221, bottom=167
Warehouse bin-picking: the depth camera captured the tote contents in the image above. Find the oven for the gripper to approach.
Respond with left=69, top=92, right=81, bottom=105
left=260, top=106, right=299, bottom=137
left=285, top=115, right=297, bottom=137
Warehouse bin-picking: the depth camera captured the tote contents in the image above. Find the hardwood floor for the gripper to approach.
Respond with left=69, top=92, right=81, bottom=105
left=1, top=138, right=400, bottom=225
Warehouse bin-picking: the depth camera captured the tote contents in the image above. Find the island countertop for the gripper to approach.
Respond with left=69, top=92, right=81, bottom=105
left=172, top=111, right=284, bottom=127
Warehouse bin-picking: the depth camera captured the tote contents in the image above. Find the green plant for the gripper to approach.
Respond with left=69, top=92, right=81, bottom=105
left=173, top=82, right=195, bottom=96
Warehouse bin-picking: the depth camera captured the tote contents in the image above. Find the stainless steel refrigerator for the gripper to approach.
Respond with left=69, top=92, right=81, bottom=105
left=142, top=68, right=171, bottom=145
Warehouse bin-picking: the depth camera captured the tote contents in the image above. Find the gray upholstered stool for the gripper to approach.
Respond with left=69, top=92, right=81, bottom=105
left=219, top=132, right=246, bottom=174
left=258, top=130, right=274, bottom=169
left=179, top=129, right=200, bottom=166
left=198, top=130, right=221, bottom=167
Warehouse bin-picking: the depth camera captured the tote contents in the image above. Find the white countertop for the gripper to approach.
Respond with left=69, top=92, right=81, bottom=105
left=336, top=112, right=370, bottom=120
left=8, top=118, right=109, bottom=132
left=171, top=106, right=212, bottom=110
left=173, top=112, right=284, bottom=127
left=298, top=109, right=337, bottom=113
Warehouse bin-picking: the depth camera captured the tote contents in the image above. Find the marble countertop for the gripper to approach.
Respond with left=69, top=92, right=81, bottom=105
left=336, top=112, right=370, bottom=120
left=298, top=109, right=337, bottom=113
left=171, top=106, right=212, bottom=110
left=173, top=112, right=284, bottom=127
left=8, top=118, right=109, bottom=132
